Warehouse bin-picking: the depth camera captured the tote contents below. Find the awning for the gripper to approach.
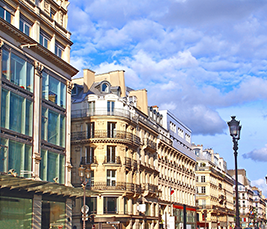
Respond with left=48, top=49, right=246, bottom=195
left=0, top=173, right=97, bottom=198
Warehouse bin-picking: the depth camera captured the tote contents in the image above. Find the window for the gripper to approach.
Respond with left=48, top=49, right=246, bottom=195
left=85, top=146, right=94, bottom=164
left=39, top=149, right=65, bottom=184
left=0, top=137, right=32, bottom=177
left=42, top=72, right=66, bottom=108
left=0, top=196, right=32, bottom=228
left=87, top=122, right=94, bottom=138
left=106, top=146, right=116, bottom=163
left=41, top=107, right=65, bottom=147
left=86, top=197, right=97, bottom=214
left=19, top=16, right=31, bottom=36
left=107, top=122, right=116, bottom=138
left=42, top=200, right=65, bottom=229
left=107, top=170, right=116, bottom=186
left=107, top=101, right=114, bottom=114
left=1, top=89, right=33, bottom=136
left=104, top=197, right=117, bottom=214
left=2, top=49, right=34, bottom=92
left=0, top=6, right=11, bottom=23
left=55, top=43, right=64, bottom=58
left=88, top=101, right=95, bottom=115
left=40, top=30, right=50, bottom=48
left=101, top=83, right=109, bottom=93
left=201, top=186, right=206, bottom=194
left=201, top=176, right=205, bottom=183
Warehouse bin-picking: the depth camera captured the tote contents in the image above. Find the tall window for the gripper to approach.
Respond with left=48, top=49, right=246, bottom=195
left=2, top=49, right=34, bottom=92
left=42, top=72, right=66, bottom=108
left=1, top=89, right=33, bottom=136
left=87, top=122, right=94, bottom=138
left=86, top=146, right=94, bottom=164
left=55, top=42, right=64, bottom=58
left=40, top=30, right=50, bottom=48
left=107, top=146, right=116, bottom=163
left=201, top=186, right=206, bottom=194
left=19, top=16, right=31, bottom=36
left=0, top=6, right=11, bottom=23
left=41, top=107, right=65, bottom=147
left=201, top=176, right=205, bottom=182
left=39, top=150, right=65, bottom=184
left=86, top=197, right=97, bottom=214
left=107, top=122, right=116, bottom=138
left=107, top=101, right=114, bottom=114
left=104, top=197, right=117, bottom=214
left=0, top=137, right=32, bottom=177
left=88, top=101, right=95, bottom=115
left=107, top=170, right=116, bottom=186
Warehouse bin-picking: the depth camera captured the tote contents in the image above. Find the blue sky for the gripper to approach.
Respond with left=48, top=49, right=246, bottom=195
left=68, top=0, right=267, bottom=195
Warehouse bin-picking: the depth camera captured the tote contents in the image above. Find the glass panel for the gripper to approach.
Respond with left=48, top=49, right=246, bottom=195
left=59, top=154, right=65, bottom=184
left=49, top=76, right=59, bottom=104
left=60, top=83, right=66, bottom=108
left=42, top=73, right=49, bottom=100
left=8, top=140, right=23, bottom=175
left=60, top=116, right=65, bottom=147
left=26, top=62, right=33, bottom=92
left=25, top=100, right=32, bottom=136
left=10, top=53, right=26, bottom=88
left=2, top=49, right=9, bottom=79
left=42, top=200, right=65, bottom=229
left=40, top=150, right=47, bottom=181
left=41, top=107, right=47, bottom=140
left=0, top=196, right=32, bottom=229
left=47, top=152, right=58, bottom=182
left=48, top=110, right=59, bottom=145
left=0, top=137, right=8, bottom=172
left=0, top=7, right=3, bottom=19
left=1, top=89, right=8, bottom=128
left=24, top=144, right=32, bottom=178
left=10, top=93, right=23, bottom=133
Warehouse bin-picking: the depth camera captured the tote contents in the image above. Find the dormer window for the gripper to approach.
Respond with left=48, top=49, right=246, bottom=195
left=100, top=81, right=110, bottom=93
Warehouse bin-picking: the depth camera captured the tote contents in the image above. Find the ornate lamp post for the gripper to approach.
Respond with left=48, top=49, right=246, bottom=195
left=227, top=116, right=242, bottom=229
left=78, top=165, right=91, bottom=229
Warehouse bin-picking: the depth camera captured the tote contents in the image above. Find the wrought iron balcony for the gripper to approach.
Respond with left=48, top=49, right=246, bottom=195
left=142, top=183, right=158, bottom=193
left=89, top=182, right=140, bottom=192
left=144, top=138, right=157, bottom=151
left=103, top=156, right=121, bottom=164
left=71, top=130, right=141, bottom=146
left=125, top=157, right=132, bottom=169
left=80, top=156, right=97, bottom=165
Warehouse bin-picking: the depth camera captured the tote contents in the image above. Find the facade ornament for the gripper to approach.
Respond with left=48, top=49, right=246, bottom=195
left=35, top=62, right=44, bottom=76
left=67, top=80, right=73, bottom=94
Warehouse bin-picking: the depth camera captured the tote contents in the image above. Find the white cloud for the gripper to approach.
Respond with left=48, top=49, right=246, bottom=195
left=243, top=145, right=267, bottom=162
left=251, top=179, right=267, bottom=197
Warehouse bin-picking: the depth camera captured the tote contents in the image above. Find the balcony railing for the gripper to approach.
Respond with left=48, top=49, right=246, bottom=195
left=144, top=138, right=157, bottom=151
left=72, top=108, right=138, bottom=121
left=80, top=156, right=97, bottom=165
left=103, top=156, right=121, bottom=164
left=71, top=130, right=141, bottom=145
left=125, top=157, right=131, bottom=169
left=142, top=183, right=158, bottom=193
left=89, top=182, right=141, bottom=192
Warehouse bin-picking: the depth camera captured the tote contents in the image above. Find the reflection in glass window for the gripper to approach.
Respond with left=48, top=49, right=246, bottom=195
left=41, top=107, right=65, bottom=147
left=0, top=196, right=32, bottom=228
left=1, top=89, right=33, bottom=136
left=55, top=43, right=64, bottom=58
left=40, top=30, right=50, bottom=48
left=0, top=137, right=32, bottom=177
left=40, top=150, right=65, bottom=184
left=42, top=72, right=66, bottom=108
left=104, top=197, right=117, bottom=214
left=41, top=200, right=65, bottom=229
left=2, top=49, right=34, bottom=92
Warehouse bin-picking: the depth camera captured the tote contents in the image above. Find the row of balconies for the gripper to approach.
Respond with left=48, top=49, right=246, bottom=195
left=159, top=160, right=194, bottom=175
left=159, top=177, right=195, bottom=190
left=71, top=130, right=141, bottom=146
left=86, top=182, right=158, bottom=195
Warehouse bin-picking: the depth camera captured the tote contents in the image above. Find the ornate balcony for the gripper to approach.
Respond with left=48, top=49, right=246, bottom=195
left=89, top=182, right=141, bottom=193
left=103, top=156, right=121, bottom=165
left=71, top=130, right=140, bottom=146
left=143, top=138, right=157, bottom=152
left=80, top=156, right=97, bottom=165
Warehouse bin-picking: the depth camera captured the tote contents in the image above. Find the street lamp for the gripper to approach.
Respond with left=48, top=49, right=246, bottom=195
left=227, top=116, right=242, bottom=229
left=78, top=165, right=91, bottom=229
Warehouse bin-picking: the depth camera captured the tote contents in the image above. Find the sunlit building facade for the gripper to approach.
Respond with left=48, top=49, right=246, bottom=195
left=0, top=0, right=79, bottom=228
left=71, top=70, right=161, bottom=229
left=192, top=145, right=235, bottom=229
